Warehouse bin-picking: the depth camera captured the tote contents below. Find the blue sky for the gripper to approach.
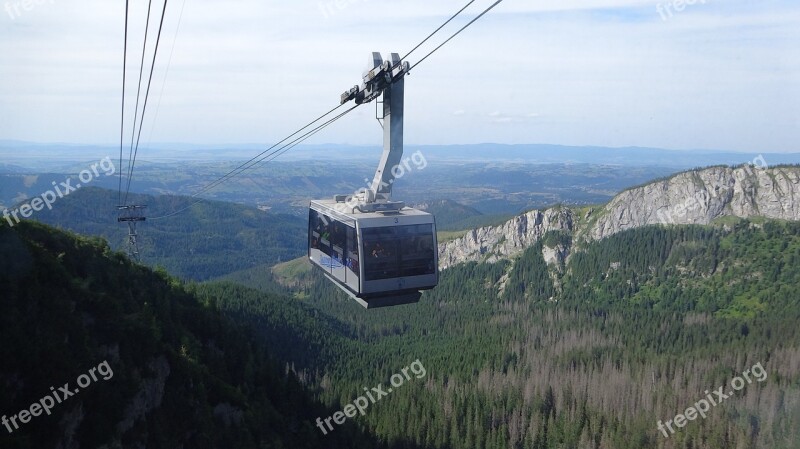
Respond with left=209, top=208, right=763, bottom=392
left=0, top=0, right=798, bottom=153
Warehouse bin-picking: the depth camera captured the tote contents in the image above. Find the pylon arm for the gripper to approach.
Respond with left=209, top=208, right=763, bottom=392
left=117, top=205, right=147, bottom=222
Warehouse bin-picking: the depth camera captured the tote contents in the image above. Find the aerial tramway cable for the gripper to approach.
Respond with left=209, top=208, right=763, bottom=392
left=123, top=0, right=153, bottom=205
left=118, top=0, right=129, bottom=206
left=412, top=0, right=504, bottom=70
left=161, top=102, right=348, bottom=205
left=148, top=103, right=360, bottom=220
left=144, top=0, right=187, bottom=151
left=396, top=0, right=478, bottom=67
left=123, top=0, right=170, bottom=206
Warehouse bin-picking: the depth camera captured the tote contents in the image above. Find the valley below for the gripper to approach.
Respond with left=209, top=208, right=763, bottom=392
left=2, top=152, right=800, bottom=449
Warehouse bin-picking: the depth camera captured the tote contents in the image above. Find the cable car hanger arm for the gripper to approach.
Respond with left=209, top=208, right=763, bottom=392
left=339, top=52, right=410, bottom=212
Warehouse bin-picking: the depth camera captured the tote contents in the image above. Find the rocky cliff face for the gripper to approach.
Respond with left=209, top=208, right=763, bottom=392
left=438, top=208, right=574, bottom=269
left=586, top=165, right=800, bottom=241
left=438, top=165, right=800, bottom=269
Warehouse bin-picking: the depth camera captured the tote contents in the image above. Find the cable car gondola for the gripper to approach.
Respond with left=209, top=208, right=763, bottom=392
left=307, top=52, right=439, bottom=308
left=308, top=199, right=438, bottom=308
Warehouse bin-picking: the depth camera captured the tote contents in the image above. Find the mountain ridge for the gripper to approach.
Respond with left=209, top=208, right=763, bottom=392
left=438, top=164, right=800, bottom=269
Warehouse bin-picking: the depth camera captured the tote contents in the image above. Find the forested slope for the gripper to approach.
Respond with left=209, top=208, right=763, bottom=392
left=226, top=219, right=800, bottom=449
left=0, top=221, right=405, bottom=449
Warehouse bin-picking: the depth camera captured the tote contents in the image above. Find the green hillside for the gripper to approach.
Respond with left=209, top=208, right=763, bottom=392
left=0, top=221, right=401, bottom=449
left=25, top=187, right=306, bottom=281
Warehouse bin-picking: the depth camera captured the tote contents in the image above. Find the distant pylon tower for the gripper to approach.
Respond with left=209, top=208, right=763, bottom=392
left=117, top=205, right=146, bottom=261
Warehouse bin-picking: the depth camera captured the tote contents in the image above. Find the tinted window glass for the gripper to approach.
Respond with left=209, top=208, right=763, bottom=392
left=362, top=227, right=399, bottom=281
left=309, top=210, right=331, bottom=257
left=345, top=225, right=359, bottom=277
left=399, top=224, right=436, bottom=277
left=362, top=224, right=435, bottom=281
left=308, top=209, right=318, bottom=255
left=331, top=222, right=346, bottom=252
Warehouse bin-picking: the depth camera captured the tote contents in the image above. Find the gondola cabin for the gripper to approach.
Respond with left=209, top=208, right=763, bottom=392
left=308, top=198, right=438, bottom=308
left=310, top=51, right=438, bottom=307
